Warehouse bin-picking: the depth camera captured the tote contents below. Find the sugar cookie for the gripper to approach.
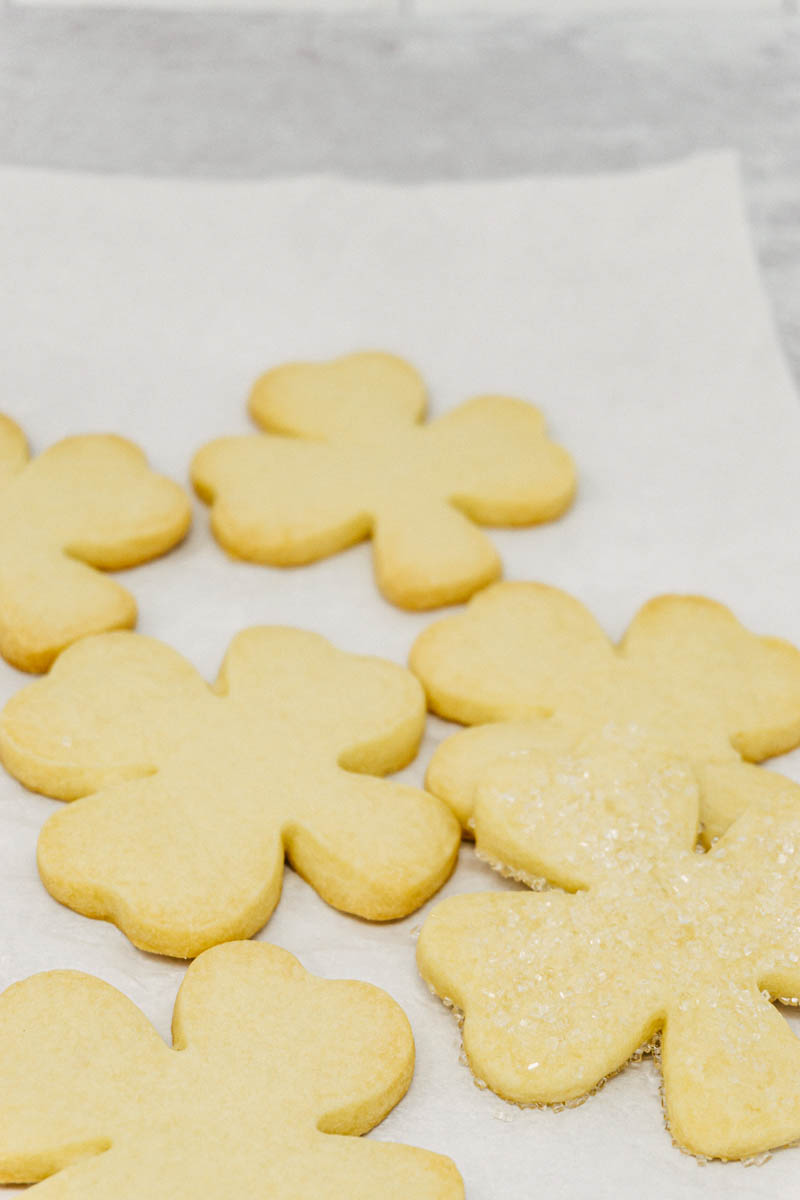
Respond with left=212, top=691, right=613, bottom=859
left=0, top=416, right=191, bottom=672
left=417, top=736, right=800, bottom=1160
left=0, top=628, right=460, bottom=957
left=410, top=582, right=800, bottom=842
left=191, top=352, right=575, bottom=610
left=0, top=940, right=464, bottom=1197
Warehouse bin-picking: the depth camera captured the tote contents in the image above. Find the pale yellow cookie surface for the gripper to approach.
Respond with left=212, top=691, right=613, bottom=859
left=0, top=416, right=191, bottom=672
left=0, top=627, right=460, bottom=957
left=418, top=739, right=800, bottom=1161
left=0, top=941, right=464, bottom=1198
left=411, top=582, right=800, bottom=841
left=191, top=352, right=576, bottom=610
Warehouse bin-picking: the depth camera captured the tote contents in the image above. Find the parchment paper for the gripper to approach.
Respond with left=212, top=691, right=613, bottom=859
left=1, top=154, right=799, bottom=1197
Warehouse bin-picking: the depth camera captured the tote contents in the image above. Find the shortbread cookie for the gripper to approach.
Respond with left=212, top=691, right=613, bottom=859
left=0, top=627, right=460, bottom=957
left=410, top=582, right=800, bottom=842
left=0, top=940, right=464, bottom=1197
left=191, top=352, right=575, bottom=610
left=0, top=416, right=191, bottom=672
left=418, top=736, right=800, bottom=1160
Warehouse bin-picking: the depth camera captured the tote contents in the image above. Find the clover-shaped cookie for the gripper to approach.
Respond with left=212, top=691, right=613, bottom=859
left=418, top=736, right=800, bottom=1160
left=191, top=352, right=576, bottom=609
left=0, top=627, right=460, bottom=956
left=0, top=416, right=190, bottom=672
left=411, top=582, right=800, bottom=843
left=0, top=940, right=464, bottom=1197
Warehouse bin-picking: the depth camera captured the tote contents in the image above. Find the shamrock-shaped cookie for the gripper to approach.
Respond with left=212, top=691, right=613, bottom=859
left=191, top=352, right=575, bottom=609
left=418, top=737, right=800, bottom=1160
left=411, top=582, right=800, bottom=842
left=0, top=628, right=460, bottom=956
left=0, top=416, right=190, bottom=672
left=0, top=941, right=464, bottom=1197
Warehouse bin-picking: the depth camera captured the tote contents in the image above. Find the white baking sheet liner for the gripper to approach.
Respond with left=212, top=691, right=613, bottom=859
left=1, top=154, right=799, bottom=1197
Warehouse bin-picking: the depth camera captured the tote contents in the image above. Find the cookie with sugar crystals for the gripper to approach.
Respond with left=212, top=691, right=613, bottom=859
left=410, top=581, right=800, bottom=843
left=0, top=941, right=464, bottom=1198
left=0, top=627, right=460, bottom=957
left=418, top=736, right=800, bottom=1161
left=0, top=415, right=191, bottom=673
left=191, top=352, right=575, bottom=610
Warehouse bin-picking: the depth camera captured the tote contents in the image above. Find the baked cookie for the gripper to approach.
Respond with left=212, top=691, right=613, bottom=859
left=410, top=582, right=800, bottom=842
left=417, top=736, right=800, bottom=1160
left=191, top=352, right=575, bottom=609
left=0, top=940, right=464, bottom=1197
left=0, top=627, right=460, bottom=957
left=0, top=416, right=191, bottom=672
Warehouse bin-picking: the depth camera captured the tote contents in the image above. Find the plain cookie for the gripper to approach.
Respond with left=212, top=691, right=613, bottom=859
left=191, top=352, right=575, bottom=609
left=0, top=941, right=464, bottom=1197
left=0, top=415, right=191, bottom=672
left=0, top=627, right=460, bottom=957
left=410, top=582, right=800, bottom=842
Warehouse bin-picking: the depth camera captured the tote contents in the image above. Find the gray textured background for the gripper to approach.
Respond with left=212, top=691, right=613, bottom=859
left=1, top=7, right=799, bottom=374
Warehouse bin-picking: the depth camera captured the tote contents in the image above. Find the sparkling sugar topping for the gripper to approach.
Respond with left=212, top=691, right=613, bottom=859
left=418, top=736, right=800, bottom=1161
